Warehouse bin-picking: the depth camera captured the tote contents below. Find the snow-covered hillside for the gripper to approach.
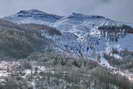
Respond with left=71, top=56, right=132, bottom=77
left=4, top=9, right=133, bottom=66
left=53, top=12, right=133, bottom=60
left=4, top=9, right=62, bottom=25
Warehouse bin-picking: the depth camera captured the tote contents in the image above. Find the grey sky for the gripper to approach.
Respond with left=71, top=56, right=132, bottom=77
left=0, top=0, right=133, bottom=23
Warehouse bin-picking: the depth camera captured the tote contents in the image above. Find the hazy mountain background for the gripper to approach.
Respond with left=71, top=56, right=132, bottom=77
left=0, top=0, right=133, bottom=23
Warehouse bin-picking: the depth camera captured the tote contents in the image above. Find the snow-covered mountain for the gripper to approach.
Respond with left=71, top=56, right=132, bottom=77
left=1, top=9, right=133, bottom=89
left=4, top=9, right=62, bottom=25
left=4, top=9, right=133, bottom=66
left=53, top=12, right=133, bottom=54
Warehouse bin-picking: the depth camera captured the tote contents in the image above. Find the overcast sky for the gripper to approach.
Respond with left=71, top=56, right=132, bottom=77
left=0, top=0, right=133, bottom=23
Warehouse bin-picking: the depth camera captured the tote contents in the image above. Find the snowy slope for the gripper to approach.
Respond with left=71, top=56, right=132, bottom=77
left=53, top=12, right=133, bottom=53
left=4, top=9, right=62, bottom=25
left=4, top=10, right=133, bottom=66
